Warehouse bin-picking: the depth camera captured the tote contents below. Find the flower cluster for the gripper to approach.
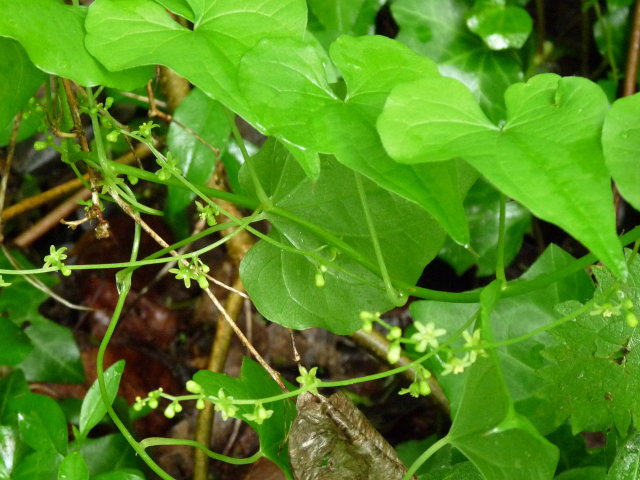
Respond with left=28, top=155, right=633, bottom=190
left=591, top=290, right=638, bottom=328
left=296, top=365, right=320, bottom=394
left=196, top=201, right=220, bottom=227
left=130, top=381, right=274, bottom=425
left=169, top=256, right=210, bottom=289
left=399, top=365, right=432, bottom=398
left=155, top=152, right=180, bottom=181
left=441, top=329, right=487, bottom=376
left=133, top=388, right=164, bottom=411
left=43, top=246, right=71, bottom=276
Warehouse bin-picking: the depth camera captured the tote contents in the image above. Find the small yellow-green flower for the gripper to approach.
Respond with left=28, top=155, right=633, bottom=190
left=243, top=403, right=273, bottom=425
left=296, top=365, right=320, bottom=393
left=214, top=389, right=238, bottom=420
left=411, top=322, right=446, bottom=352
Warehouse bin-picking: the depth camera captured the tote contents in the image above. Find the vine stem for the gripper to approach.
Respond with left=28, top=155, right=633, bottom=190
left=624, top=0, right=640, bottom=96
left=403, top=435, right=450, bottom=480
left=96, top=225, right=176, bottom=480
left=495, top=193, right=507, bottom=284
left=108, top=188, right=284, bottom=388
left=593, top=2, right=621, bottom=82
left=224, top=108, right=271, bottom=208
left=354, top=171, right=403, bottom=306
left=0, top=112, right=22, bottom=241
left=1, top=142, right=153, bottom=221
left=140, top=438, right=263, bottom=465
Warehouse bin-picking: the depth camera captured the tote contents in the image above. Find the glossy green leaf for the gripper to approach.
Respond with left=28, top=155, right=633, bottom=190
left=239, top=35, right=471, bottom=243
left=413, top=245, right=593, bottom=431
left=307, top=0, right=383, bottom=47
left=0, top=107, right=46, bottom=147
left=11, top=393, right=67, bottom=454
left=541, top=250, right=640, bottom=434
left=93, top=470, right=145, bottom=480
left=238, top=36, right=335, bottom=178
left=11, top=450, right=61, bottom=480
left=58, top=452, right=89, bottom=480
left=602, top=93, right=640, bottom=211
left=240, top=37, right=337, bottom=147
left=0, top=251, right=84, bottom=384
left=555, top=466, right=607, bottom=480
left=79, top=360, right=125, bottom=438
left=85, top=0, right=307, bottom=121
left=465, top=2, right=533, bottom=50
left=0, top=371, right=29, bottom=424
left=426, top=462, right=483, bottom=480
left=20, top=320, right=85, bottom=384
left=0, top=318, right=33, bottom=366
left=242, top=230, right=393, bottom=334
left=155, top=0, right=195, bottom=21
left=240, top=140, right=445, bottom=333
left=308, top=0, right=378, bottom=35
left=607, top=431, right=640, bottom=480
left=0, top=425, right=20, bottom=478
left=439, top=179, right=531, bottom=276
left=166, top=88, right=230, bottom=237
left=0, top=38, right=45, bottom=137
left=396, top=436, right=460, bottom=477
left=448, top=357, right=559, bottom=479
left=378, top=73, right=625, bottom=277
left=392, top=0, right=523, bottom=122
left=194, top=358, right=296, bottom=479
left=0, top=0, right=150, bottom=89
left=489, top=246, right=594, bottom=434
left=78, top=434, right=142, bottom=477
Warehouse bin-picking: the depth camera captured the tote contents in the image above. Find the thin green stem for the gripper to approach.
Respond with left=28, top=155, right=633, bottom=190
left=86, top=89, right=109, bottom=169
left=140, top=438, right=263, bottom=465
left=593, top=1, right=621, bottom=81
left=108, top=161, right=258, bottom=209
left=354, top=171, right=403, bottom=306
left=224, top=108, right=271, bottom=208
left=403, top=435, right=450, bottom=480
left=484, top=283, right=620, bottom=350
left=495, top=194, right=507, bottom=283
left=95, top=227, right=177, bottom=480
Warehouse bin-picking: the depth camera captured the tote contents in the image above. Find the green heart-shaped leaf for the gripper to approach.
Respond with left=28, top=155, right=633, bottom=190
left=239, top=35, right=472, bottom=244
left=465, top=3, right=533, bottom=50
left=240, top=140, right=445, bottom=334
left=391, top=0, right=523, bottom=123
left=378, top=73, right=625, bottom=277
left=0, top=0, right=151, bottom=89
left=602, top=93, right=640, bottom=211
left=0, top=38, right=45, bottom=137
left=85, top=0, right=307, bottom=121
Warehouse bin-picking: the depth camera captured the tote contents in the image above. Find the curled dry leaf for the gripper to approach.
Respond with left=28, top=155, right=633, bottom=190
left=288, top=392, right=415, bottom=480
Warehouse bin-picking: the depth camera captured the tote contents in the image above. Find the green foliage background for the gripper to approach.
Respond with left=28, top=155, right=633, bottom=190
left=1, top=0, right=640, bottom=479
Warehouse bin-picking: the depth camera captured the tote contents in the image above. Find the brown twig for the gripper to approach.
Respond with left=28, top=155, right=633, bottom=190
left=1, top=245, right=92, bottom=311
left=193, top=276, right=243, bottom=480
left=62, top=79, right=110, bottom=237
left=158, top=66, right=191, bottom=113
left=109, top=189, right=283, bottom=389
left=193, top=173, right=258, bottom=480
left=624, top=0, right=640, bottom=96
left=146, top=77, right=220, bottom=160
left=13, top=188, right=91, bottom=248
left=0, top=112, right=23, bottom=241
